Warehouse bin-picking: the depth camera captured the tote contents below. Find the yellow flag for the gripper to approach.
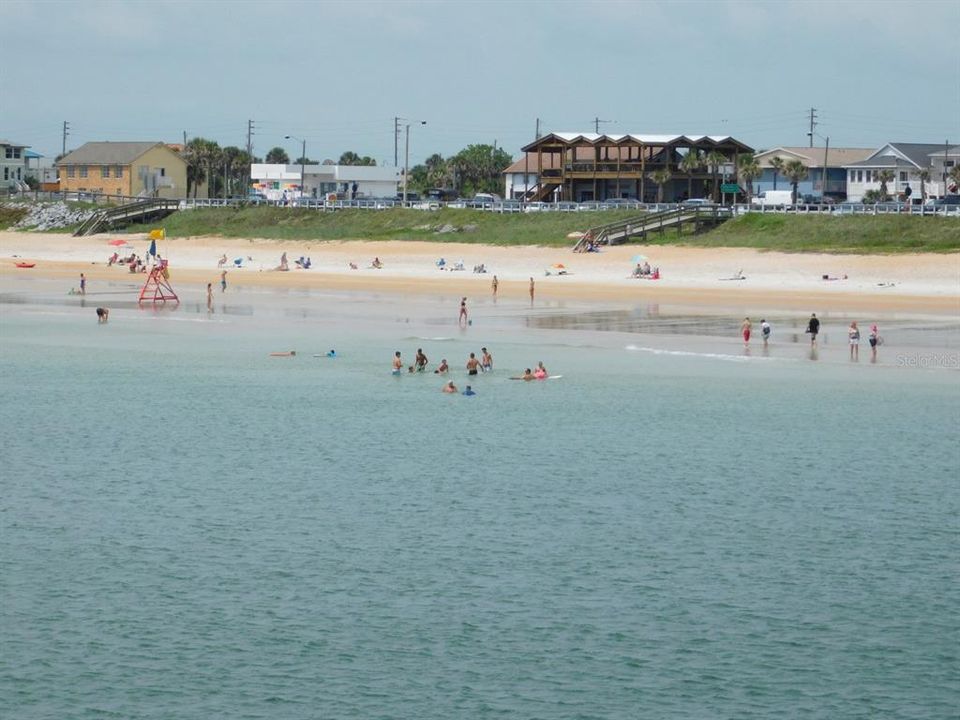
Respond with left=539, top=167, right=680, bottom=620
left=149, top=228, right=165, bottom=240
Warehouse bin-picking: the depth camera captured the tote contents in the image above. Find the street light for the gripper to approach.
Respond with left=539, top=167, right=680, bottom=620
left=403, top=121, right=426, bottom=204
left=285, top=135, right=306, bottom=199
left=807, top=131, right=830, bottom=200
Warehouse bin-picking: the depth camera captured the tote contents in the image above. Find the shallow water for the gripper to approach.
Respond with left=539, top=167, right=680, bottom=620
left=2, top=285, right=958, bottom=718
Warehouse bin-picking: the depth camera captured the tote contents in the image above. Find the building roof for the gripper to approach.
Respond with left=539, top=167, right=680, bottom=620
left=844, top=143, right=948, bottom=169
left=0, top=139, right=29, bottom=148
left=58, top=141, right=177, bottom=166
left=522, top=132, right=753, bottom=153
left=929, top=145, right=960, bottom=158
left=756, top=146, right=873, bottom=168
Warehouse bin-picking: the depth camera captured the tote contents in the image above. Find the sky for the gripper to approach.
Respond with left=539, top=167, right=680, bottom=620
left=3, top=0, right=959, bottom=165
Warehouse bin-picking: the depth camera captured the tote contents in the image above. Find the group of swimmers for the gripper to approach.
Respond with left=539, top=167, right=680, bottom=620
left=393, top=347, right=494, bottom=376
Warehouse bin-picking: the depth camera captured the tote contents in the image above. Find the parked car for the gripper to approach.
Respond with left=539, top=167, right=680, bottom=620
left=930, top=195, right=960, bottom=206
left=470, top=192, right=502, bottom=207
left=681, top=198, right=713, bottom=207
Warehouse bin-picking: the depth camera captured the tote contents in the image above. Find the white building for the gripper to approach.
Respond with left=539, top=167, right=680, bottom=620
left=929, top=145, right=959, bottom=197
left=844, top=143, right=947, bottom=202
left=251, top=163, right=400, bottom=200
left=1, top=139, right=30, bottom=190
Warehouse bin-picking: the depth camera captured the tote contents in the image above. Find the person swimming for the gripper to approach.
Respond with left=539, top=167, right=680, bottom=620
left=434, top=358, right=449, bottom=374
left=534, top=361, right=547, bottom=379
left=326, top=350, right=336, bottom=357
left=511, top=368, right=535, bottom=381
left=462, top=385, right=476, bottom=396
left=442, top=381, right=458, bottom=393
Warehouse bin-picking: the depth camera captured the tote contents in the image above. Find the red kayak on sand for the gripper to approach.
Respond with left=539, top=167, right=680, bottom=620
left=15, top=262, right=35, bottom=268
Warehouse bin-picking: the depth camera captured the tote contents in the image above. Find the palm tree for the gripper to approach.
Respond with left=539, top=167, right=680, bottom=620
left=183, top=137, right=219, bottom=198
left=876, top=169, right=895, bottom=201
left=648, top=169, right=672, bottom=203
left=704, top=151, right=726, bottom=203
left=339, top=151, right=360, bottom=165
left=679, top=150, right=702, bottom=200
left=737, top=154, right=762, bottom=204
left=265, top=147, right=290, bottom=164
left=783, top=159, right=808, bottom=205
left=949, top=164, right=960, bottom=192
left=917, top=168, right=930, bottom=202
left=769, top=156, right=785, bottom=191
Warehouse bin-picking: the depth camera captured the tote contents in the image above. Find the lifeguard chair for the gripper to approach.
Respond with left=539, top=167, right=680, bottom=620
left=138, top=259, right=179, bottom=303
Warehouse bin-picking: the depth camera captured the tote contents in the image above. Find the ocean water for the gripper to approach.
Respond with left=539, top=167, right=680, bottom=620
left=1, top=286, right=958, bottom=719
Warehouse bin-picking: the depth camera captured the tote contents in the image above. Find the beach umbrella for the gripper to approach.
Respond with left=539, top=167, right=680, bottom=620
left=631, top=254, right=648, bottom=263
left=108, top=239, right=127, bottom=246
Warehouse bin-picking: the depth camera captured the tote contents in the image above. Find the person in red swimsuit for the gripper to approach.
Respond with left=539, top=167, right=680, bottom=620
left=741, top=317, right=752, bottom=346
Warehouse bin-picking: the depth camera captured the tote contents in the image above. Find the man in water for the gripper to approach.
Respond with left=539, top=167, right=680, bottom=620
left=466, top=352, right=481, bottom=376
left=392, top=351, right=403, bottom=374
left=207, top=283, right=213, bottom=311
left=517, top=368, right=535, bottom=381
left=326, top=350, right=337, bottom=358
left=220, top=270, right=227, bottom=293
left=491, top=275, right=498, bottom=297
left=442, top=381, right=458, bottom=393
left=96, top=307, right=109, bottom=323
left=459, top=297, right=468, bottom=326
left=415, top=348, right=429, bottom=372
left=806, top=313, right=820, bottom=345
left=760, top=319, right=771, bottom=347
left=462, top=385, right=476, bottom=396
left=80, top=273, right=86, bottom=296
left=434, top=359, right=449, bottom=374
left=481, top=347, right=493, bottom=371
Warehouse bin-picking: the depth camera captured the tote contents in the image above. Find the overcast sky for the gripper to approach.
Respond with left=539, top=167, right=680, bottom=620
left=3, top=0, right=958, bottom=164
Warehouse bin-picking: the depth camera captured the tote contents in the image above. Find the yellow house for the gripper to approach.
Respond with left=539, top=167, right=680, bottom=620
left=57, top=142, right=188, bottom=198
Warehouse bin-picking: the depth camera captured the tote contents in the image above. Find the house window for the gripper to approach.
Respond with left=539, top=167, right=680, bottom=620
left=13, top=148, right=21, bottom=159
left=79, top=165, right=88, bottom=178
left=102, top=166, right=111, bottom=178
left=159, top=167, right=166, bottom=177
left=66, top=166, right=75, bottom=178
left=17, top=168, right=21, bottom=179
left=115, top=166, right=123, bottom=178
left=946, top=161, right=955, bottom=168
left=4, top=147, right=11, bottom=158
left=2, top=168, right=7, bottom=180
left=900, top=171, right=908, bottom=182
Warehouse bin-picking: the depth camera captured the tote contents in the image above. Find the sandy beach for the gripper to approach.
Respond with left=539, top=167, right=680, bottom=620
left=1, top=230, right=958, bottom=315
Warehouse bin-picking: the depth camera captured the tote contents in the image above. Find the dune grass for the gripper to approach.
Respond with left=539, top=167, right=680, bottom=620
left=116, top=206, right=960, bottom=253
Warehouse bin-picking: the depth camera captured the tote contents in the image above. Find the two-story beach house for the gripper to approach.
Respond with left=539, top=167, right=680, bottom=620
left=843, top=143, right=947, bottom=202
left=56, top=142, right=187, bottom=198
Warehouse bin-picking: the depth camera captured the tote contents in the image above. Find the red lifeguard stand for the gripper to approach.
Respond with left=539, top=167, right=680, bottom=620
left=138, top=259, right=179, bottom=303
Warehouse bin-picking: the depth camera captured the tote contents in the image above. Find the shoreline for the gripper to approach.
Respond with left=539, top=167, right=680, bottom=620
left=2, top=231, right=958, bottom=316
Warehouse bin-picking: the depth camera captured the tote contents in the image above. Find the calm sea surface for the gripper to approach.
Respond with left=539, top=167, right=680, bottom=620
left=2, top=286, right=958, bottom=719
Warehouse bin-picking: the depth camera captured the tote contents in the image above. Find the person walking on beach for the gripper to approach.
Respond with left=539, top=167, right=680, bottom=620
left=806, top=313, right=820, bottom=345
left=760, top=319, right=771, bottom=347
left=392, top=351, right=403, bottom=375
left=79, top=273, right=86, bottom=296
left=848, top=321, right=861, bottom=361
left=741, top=317, right=752, bottom=346
left=529, top=277, right=535, bottom=303
left=206, top=283, right=213, bottom=311
left=220, top=270, right=227, bottom=293
left=869, top=323, right=880, bottom=362
left=491, top=275, right=498, bottom=298
left=459, top=297, right=468, bottom=326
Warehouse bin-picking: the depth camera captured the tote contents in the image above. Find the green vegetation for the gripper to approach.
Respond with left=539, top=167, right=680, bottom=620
left=0, top=204, right=28, bottom=229
left=122, top=206, right=960, bottom=253
left=657, top=213, right=960, bottom=253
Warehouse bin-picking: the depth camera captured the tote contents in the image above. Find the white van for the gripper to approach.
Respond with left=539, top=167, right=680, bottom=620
left=751, top=189, right=793, bottom=207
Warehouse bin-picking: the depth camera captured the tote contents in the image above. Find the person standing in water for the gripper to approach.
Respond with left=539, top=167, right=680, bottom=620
left=415, top=348, right=429, bottom=372
left=392, top=351, right=403, bottom=375
left=760, top=319, right=771, bottom=347
left=220, top=270, right=227, bottom=293
left=806, top=313, right=820, bottom=345
left=466, top=353, right=481, bottom=376
left=96, top=307, right=109, bottom=323
left=481, top=347, right=493, bottom=371
left=79, top=273, right=86, bottom=296
left=848, top=321, right=860, bottom=361
left=459, top=297, right=468, bottom=326
left=869, top=324, right=880, bottom=362
left=491, top=275, right=498, bottom=298
left=206, top=283, right=213, bottom=311
left=741, top=317, right=752, bottom=346
left=529, top=277, right=535, bottom=303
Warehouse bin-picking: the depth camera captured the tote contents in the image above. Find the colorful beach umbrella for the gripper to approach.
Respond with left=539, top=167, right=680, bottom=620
left=631, top=254, right=648, bottom=263
left=108, top=239, right=127, bottom=246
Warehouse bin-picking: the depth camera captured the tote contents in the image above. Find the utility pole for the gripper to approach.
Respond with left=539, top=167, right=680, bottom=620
left=61, top=121, right=70, bottom=156
left=535, top=117, right=540, bottom=139
left=945, top=139, right=950, bottom=197
left=183, top=130, right=187, bottom=147
left=822, top=136, right=829, bottom=198
left=808, top=108, right=817, bottom=147
left=246, top=119, right=255, bottom=157
left=394, top=117, right=401, bottom=167
left=593, top=117, right=613, bottom=134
